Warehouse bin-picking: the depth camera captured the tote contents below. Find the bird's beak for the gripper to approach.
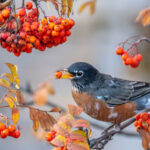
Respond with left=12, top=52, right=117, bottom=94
left=55, top=69, right=74, bottom=79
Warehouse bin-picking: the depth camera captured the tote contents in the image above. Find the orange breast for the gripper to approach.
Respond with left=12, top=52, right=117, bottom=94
left=72, top=90, right=137, bottom=124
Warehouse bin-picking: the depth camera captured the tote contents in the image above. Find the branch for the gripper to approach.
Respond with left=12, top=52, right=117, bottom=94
left=89, top=107, right=150, bottom=149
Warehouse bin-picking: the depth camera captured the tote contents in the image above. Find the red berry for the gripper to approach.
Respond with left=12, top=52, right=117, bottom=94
left=8, top=125, right=16, bottom=133
left=135, top=54, right=143, bottom=62
left=14, top=130, right=21, bottom=138
left=122, top=53, right=128, bottom=61
left=25, top=2, right=33, bottom=10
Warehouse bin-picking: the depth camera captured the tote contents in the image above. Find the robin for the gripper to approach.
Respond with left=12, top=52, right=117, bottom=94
left=55, top=62, right=150, bottom=124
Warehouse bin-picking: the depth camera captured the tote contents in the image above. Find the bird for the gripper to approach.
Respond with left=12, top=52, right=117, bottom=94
left=55, top=62, right=150, bottom=124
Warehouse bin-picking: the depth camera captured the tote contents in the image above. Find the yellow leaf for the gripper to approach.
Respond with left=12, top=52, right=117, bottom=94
left=61, top=0, right=67, bottom=15
left=12, top=107, right=19, bottom=125
left=0, top=78, right=10, bottom=88
left=7, top=94, right=17, bottom=104
left=51, top=135, right=66, bottom=147
left=78, top=1, right=91, bottom=14
left=4, top=96, right=14, bottom=109
left=5, top=63, right=18, bottom=78
left=15, top=77, right=20, bottom=89
left=89, top=0, right=96, bottom=15
left=1, top=73, right=14, bottom=83
left=67, top=0, right=73, bottom=17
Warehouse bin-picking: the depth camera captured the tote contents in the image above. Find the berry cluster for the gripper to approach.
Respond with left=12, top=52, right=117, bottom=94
left=134, top=112, right=150, bottom=132
left=0, top=123, right=20, bottom=139
left=0, top=2, right=75, bottom=56
left=116, top=46, right=143, bottom=68
left=45, top=130, right=67, bottom=150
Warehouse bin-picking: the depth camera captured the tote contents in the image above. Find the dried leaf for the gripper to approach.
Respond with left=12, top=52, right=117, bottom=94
left=61, top=0, right=67, bottom=15
left=29, top=107, right=56, bottom=131
left=4, top=96, right=14, bottom=109
left=34, top=86, right=49, bottom=106
left=0, top=78, right=10, bottom=88
left=138, top=129, right=150, bottom=150
left=1, top=73, right=14, bottom=83
left=12, top=107, right=19, bottom=125
left=34, top=82, right=54, bottom=106
left=136, top=8, right=150, bottom=26
left=78, top=1, right=91, bottom=14
left=33, top=127, right=47, bottom=140
left=59, top=113, right=74, bottom=128
left=49, top=107, right=61, bottom=113
left=5, top=63, right=18, bottom=78
left=16, top=89, right=24, bottom=104
left=67, top=0, right=73, bottom=17
left=68, top=104, right=83, bottom=117
left=53, top=121, right=71, bottom=136
left=51, top=135, right=66, bottom=147
left=73, top=119, right=92, bottom=137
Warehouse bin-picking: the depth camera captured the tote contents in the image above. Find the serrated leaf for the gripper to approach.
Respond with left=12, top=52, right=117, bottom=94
left=68, top=104, right=83, bottom=117
left=16, top=89, right=24, bottom=104
left=0, top=78, right=10, bottom=88
left=12, top=107, right=19, bottom=125
left=67, top=0, right=73, bottom=17
left=4, top=96, right=14, bottom=109
left=5, top=63, right=18, bottom=78
left=51, top=135, right=66, bottom=147
left=1, top=73, right=14, bottom=83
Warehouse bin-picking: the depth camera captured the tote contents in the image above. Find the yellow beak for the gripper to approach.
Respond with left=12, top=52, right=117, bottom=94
left=55, top=70, right=74, bottom=79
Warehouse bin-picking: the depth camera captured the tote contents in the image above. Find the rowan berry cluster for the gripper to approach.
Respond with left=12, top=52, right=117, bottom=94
left=134, top=112, right=150, bottom=132
left=116, top=46, right=143, bottom=68
left=0, top=123, right=20, bottom=139
left=0, top=2, right=75, bottom=56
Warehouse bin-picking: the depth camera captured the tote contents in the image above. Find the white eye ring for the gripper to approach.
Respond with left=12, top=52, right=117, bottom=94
left=76, top=71, right=83, bottom=77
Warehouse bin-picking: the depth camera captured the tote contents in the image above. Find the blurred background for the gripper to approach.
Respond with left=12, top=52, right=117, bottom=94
left=0, top=0, right=150, bottom=149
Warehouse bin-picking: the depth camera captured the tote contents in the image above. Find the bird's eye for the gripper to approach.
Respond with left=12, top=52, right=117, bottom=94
left=76, top=71, right=83, bottom=77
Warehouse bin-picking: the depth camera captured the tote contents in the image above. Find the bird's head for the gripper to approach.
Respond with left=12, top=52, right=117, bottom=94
left=55, top=62, right=100, bottom=90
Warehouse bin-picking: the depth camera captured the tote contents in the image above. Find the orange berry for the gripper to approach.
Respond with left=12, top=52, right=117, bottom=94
left=2, top=9, right=10, bottom=18
left=61, top=19, right=69, bottom=27
left=141, top=112, right=149, bottom=121
left=41, top=18, right=48, bottom=25
left=18, top=9, right=26, bottom=16
left=26, top=43, right=33, bottom=49
left=116, top=46, right=124, bottom=55
left=48, top=22, right=55, bottom=30
left=135, top=114, right=141, bottom=120
left=46, top=43, right=53, bottom=48
left=0, top=122, right=6, bottom=131
left=59, top=30, right=65, bottom=37
left=135, top=54, right=143, bottom=62
left=30, top=36, right=36, bottom=43
left=38, top=26, right=46, bottom=33
left=20, top=32, right=26, bottom=39
left=54, top=25, right=61, bottom=32
left=51, top=30, right=59, bottom=36
left=68, top=19, right=75, bottom=27
left=45, top=132, right=53, bottom=142
left=14, top=51, right=21, bottom=57
left=134, top=121, right=138, bottom=127
left=49, top=16, right=56, bottom=22
left=122, top=53, right=128, bottom=61
left=55, top=71, right=62, bottom=79
left=125, top=57, right=132, bottom=65
left=25, top=2, right=33, bottom=10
